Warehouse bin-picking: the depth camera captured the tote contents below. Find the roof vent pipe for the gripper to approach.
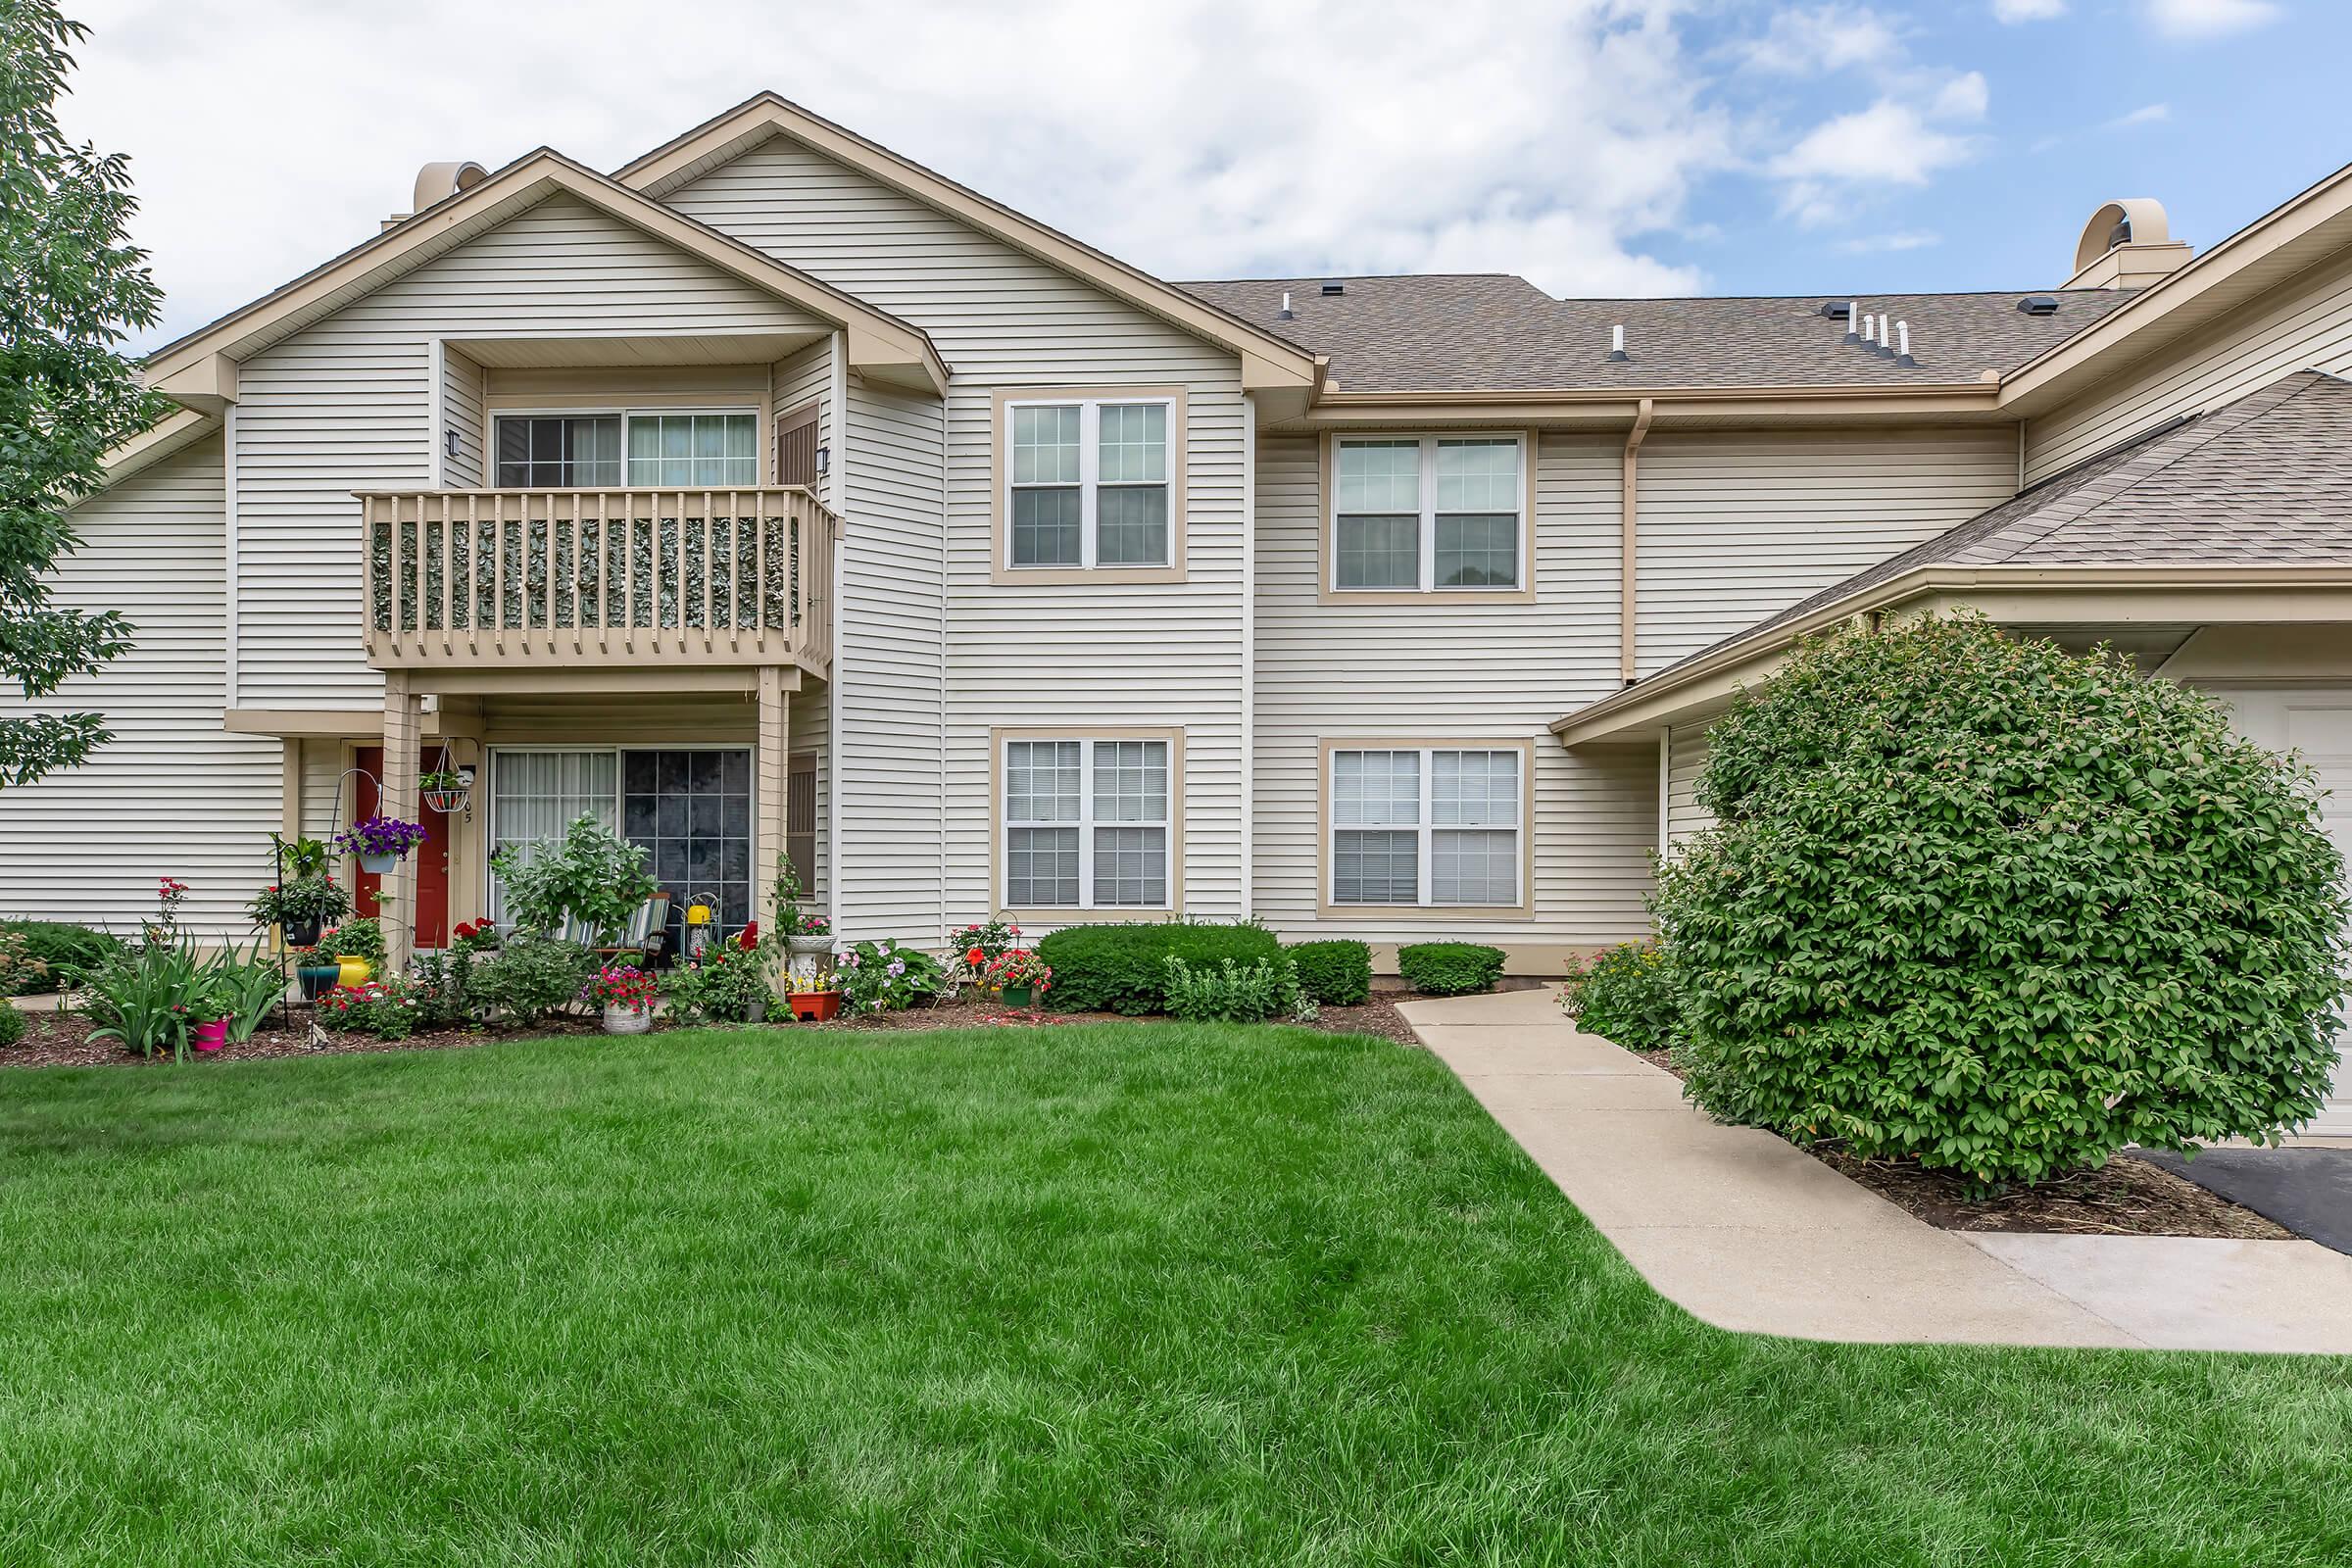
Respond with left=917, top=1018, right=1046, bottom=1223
left=1876, top=314, right=1896, bottom=358
left=1895, top=321, right=1915, bottom=368
left=1277, top=290, right=1294, bottom=320
left=1860, top=315, right=1876, bottom=348
left=1608, top=323, right=1630, bottom=362
left=1843, top=301, right=1860, bottom=345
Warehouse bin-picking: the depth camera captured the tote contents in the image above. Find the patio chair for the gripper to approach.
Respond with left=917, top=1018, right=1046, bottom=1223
left=595, top=891, right=673, bottom=967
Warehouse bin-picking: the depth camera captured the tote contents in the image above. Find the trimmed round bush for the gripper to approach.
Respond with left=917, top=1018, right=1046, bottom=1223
left=0, top=998, right=24, bottom=1049
left=1286, top=940, right=1371, bottom=1005
left=1035, top=921, right=1282, bottom=1014
left=2, top=919, right=122, bottom=995
left=1560, top=941, right=1679, bottom=1053
left=1657, top=616, right=2349, bottom=1188
left=1396, top=942, right=1505, bottom=997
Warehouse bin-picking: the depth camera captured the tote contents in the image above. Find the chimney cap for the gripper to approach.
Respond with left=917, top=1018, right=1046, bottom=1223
left=411, top=160, right=489, bottom=217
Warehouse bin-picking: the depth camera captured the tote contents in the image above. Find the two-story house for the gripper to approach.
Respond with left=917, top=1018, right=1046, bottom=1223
left=9, top=95, right=2352, bottom=1127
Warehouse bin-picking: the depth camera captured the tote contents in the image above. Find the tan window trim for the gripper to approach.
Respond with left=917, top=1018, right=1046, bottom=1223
left=1316, top=736, right=1536, bottom=921
left=991, top=387, right=1188, bottom=586
left=990, top=725, right=1185, bottom=922
left=1319, top=430, right=1539, bottom=606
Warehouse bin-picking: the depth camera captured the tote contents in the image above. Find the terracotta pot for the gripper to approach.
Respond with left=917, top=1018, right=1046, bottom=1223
left=604, top=1002, right=653, bottom=1036
left=193, top=1019, right=228, bottom=1053
left=788, top=990, right=842, bottom=1022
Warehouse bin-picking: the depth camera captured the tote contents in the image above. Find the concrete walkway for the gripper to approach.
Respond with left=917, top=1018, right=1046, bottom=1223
left=1400, top=988, right=2352, bottom=1353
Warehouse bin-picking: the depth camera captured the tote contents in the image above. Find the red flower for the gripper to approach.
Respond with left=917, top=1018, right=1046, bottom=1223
left=966, top=948, right=986, bottom=966
left=736, top=922, right=760, bottom=951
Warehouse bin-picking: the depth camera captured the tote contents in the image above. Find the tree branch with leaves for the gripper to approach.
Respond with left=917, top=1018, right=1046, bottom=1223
left=1, top=0, right=166, bottom=787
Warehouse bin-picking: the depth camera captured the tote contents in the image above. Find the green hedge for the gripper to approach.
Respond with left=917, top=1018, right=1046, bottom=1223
left=1285, top=940, right=1371, bottom=1005
left=1035, top=921, right=1281, bottom=1014
left=1658, top=615, right=2350, bottom=1188
left=2, top=920, right=123, bottom=995
left=1560, top=941, right=1679, bottom=1053
left=1396, top=942, right=1505, bottom=997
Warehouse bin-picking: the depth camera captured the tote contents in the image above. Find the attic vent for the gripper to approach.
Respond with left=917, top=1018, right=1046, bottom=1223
left=2017, top=294, right=2060, bottom=316
left=1818, top=301, right=1851, bottom=320
left=1320, top=281, right=1346, bottom=296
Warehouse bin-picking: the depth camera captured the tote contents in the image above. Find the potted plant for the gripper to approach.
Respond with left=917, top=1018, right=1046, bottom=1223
left=334, top=814, right=427, bottom=875
left=249, top=875, right=351, bottom=949
left=418, top=767, right=472, bottom=814
left=584, top=964, right=658, bottom=1035
left=291, top=944, right=340, bottom=1002
left=188, top=985, right=231, bottom=1054
left=773, top=854, right=833, bottom=963
left=982, top=948, right=1053, bottom=1009
left=786, top=968, right=841, bottom=1022
left=324, top=916, right=384, bottom=988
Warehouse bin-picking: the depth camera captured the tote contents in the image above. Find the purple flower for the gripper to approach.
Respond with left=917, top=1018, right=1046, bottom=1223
left=886, top=958, right=906, bottom=978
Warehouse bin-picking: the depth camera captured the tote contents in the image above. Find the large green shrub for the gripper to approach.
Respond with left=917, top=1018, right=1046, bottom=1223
left=1285, top=940, right=1371, bottom=1005
left=491, top=814, right=657, bottom=940
left=1657, top=616, right=2350, bottom=1188
left=1036, top=921, right=1281, bottom=1014
left=1396, top=942, right=1505, bottom=997
left=1560, top=941, right=1680, bottom=1054
left=2, top=919, right=121, bottom=994
left=470, top=933, right=596, bottom=1024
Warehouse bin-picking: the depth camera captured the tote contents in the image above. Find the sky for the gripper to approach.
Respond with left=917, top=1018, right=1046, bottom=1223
left=54, top=0, right=2352, bottom=352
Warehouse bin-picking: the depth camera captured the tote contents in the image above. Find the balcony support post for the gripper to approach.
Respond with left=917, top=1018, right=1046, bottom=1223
left=381, top=669, right=422, bottom=971
left=754, top=663, right=791, bottom=940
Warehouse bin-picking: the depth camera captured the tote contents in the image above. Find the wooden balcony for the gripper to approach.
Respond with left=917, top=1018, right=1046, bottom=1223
left=357, top=487, right=835, bottom=676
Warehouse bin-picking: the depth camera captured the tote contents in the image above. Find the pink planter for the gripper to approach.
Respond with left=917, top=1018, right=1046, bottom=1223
left=193, top=1019, right=229, bottom=1054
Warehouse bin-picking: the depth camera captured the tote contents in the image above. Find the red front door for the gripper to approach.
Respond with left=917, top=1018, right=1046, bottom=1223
left=355, top=747, right=452, bottom=948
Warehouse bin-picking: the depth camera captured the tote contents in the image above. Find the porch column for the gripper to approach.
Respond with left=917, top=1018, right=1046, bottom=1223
left=381, top=670, right=422, bottom=970
left=754, top=664, right=790, bottom=933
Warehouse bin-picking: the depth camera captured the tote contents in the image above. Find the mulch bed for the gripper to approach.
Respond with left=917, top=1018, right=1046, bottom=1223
left=2, top=989, right=1424, bottom=1070
left=1632, top=1047, right=2293, bottom=1241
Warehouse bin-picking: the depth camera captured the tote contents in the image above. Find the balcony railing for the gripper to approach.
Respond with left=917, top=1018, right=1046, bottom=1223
left=357, top=487, right=835, bottom=671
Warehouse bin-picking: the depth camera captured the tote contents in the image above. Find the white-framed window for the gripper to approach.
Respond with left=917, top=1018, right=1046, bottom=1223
left=1005, top=396, right=1174, bottom=569
left=492, top=409, right=759, bottom=488
left=1329, top=745, right=1524, bottom=907
left=1332, top=433, right=1526, bottom=592
left=1003, top=736, right=1173, bottom=908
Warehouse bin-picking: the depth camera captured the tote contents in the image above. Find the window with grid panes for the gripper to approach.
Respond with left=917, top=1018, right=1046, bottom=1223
left=1330, top=746, right=1522, bottom=906
left=1003, top=737, right=1172, bottom=908
left=1332, top=434, right=1525, bottom=592
left=1004, top=396, right=1174, bottom=569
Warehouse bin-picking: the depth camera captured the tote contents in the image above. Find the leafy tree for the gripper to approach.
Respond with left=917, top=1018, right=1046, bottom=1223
left=1, top=1, right=165, bottom=787
left=1657, top=615, right=2349, bottom=1188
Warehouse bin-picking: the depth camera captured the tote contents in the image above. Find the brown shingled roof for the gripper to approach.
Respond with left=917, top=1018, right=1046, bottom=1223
left=1179, top=274, right=2139, bottom=392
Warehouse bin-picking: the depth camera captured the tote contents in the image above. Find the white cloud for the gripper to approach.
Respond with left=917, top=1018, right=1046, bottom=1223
left=2106, top=102, right=2172, bottom=129
left=1991, top=0, right=2066, bottom=20
left=1739, top=5, right=1904, bottom=74
left=61, top=0, right=1742, bottom=344
left=1833, top=228, right=1941, bottom=253
left=2144, top=0, right=2281, bottom=39
left=1932, top=72, right=1990, bottom=122
left=1768, top=99, right=1982, bottom=223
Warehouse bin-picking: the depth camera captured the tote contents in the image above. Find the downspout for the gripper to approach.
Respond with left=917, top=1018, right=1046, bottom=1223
left=937, top=381, right=950, bottom=949
left=223, top=403, right=240, bottom=712
left=1239, top=390, right=1257, bottom=920
left=1619, top=397, right=1655, bottom=686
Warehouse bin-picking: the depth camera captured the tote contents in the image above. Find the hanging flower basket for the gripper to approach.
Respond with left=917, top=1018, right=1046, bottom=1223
left=418, top=770, right=472, bottom=814
left=333, top=815, right=428, bottom=874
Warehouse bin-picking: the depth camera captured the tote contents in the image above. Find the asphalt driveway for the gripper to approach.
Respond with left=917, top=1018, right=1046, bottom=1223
left=2133, top=1148, right=2352, bottom=1255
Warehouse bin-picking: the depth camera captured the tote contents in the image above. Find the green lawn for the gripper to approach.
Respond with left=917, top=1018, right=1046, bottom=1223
left=2, top=1025, right=2346, bottom=1566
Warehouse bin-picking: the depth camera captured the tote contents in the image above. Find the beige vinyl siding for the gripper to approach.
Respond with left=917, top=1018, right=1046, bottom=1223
left=0, top=436, right=287, bottom=939
left=669, top=134, right=1251, bottom=938
left=231, top=191, right=832, bottom=709
left=1633, top=427, right=2018, bottom=676
left=2027, top=251, right=2352, bottom=483
left=1253, top=431, right=1655, bottom=948
left=772, top=336, right=833, bottom=500
left=838, top=377, right=948, bottom=940
left=1664, top=725, right=1713, bottom=850
left=439, top=344, right=485, bottom=487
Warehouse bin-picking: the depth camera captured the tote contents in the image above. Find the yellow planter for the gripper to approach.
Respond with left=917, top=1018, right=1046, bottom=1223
left=334, top=955, right=372, bottom=989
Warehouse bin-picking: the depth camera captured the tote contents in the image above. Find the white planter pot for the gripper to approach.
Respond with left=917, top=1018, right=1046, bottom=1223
left=786, top=935, right=834, bottom=958
left=603, top=1002, right=653, bottom=1036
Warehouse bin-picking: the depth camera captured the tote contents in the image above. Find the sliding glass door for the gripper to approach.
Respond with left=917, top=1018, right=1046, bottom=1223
left=488, top=747, right=755, bottom=941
